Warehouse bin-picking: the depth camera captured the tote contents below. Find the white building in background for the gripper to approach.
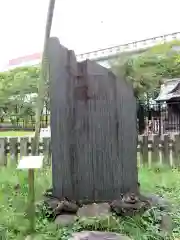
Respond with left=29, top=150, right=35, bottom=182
left=3, top=52, right=42, bottom=71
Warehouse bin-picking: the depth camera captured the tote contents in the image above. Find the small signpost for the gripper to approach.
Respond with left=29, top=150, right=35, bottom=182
left=17, top=156, right=44, bottom=236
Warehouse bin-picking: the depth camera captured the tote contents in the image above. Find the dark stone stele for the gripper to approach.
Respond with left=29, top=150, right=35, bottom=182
left=47, top=37, right=138, bottom=203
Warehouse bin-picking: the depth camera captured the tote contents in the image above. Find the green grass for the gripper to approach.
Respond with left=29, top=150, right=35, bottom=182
left=0, top=166, right=180, bottom=239
left=0, top=131, right=34, bottom=137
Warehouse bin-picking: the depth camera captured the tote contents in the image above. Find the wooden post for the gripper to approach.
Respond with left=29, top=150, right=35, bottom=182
left=142, top=135, right=148, bottom=164
left=28, top=169, right=35, bottom=233
left=17, top=156, right=44, bottom=236
left=137, top=135, right=142, bottom=166
left=20, top=137, right=29, bottom=158
left=9, top=137, right=18, bottom=165
left=152, top=134, right=160, bottom=164
left=173, top=134, right=180, bottom=167
left=43, top=137, right=51, bottom=166
left=0, top=138, right=7, bottom=166
left=163, top=134, right=170, bottom=165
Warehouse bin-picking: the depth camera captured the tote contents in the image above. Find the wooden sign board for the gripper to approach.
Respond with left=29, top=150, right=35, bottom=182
left=17, top=156, right=44, bottom=169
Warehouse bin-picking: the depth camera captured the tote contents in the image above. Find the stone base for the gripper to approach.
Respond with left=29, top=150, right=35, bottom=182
left=77, top=203, right=110, bottom=218
left=55, top=214, right=77, bottom=226
left=69, top=231, right=132, bottom=240
left=42, top=188, right=172, bottom=233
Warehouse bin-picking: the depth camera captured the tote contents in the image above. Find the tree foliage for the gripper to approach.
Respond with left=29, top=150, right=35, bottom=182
left=0, top=64, right=51, bottom=124
left=111, top=40, right=180, bottom=99
left=1, top=40, right=180, bottom=122
left=0, top=66, right=39, bottom=102
left=0, top=66, right=40, bottom=122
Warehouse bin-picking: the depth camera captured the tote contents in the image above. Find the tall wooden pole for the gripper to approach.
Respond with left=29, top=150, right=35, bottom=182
left=32, top=0, right=56, bottom=156
left=29, top=0, right=56, bottom=234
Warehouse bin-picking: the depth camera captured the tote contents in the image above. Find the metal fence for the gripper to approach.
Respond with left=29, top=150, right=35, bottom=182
left=137, top=101, right=180, bottom=135
left=0, top=112, right=50, bottom=131
left=0, top=100, right=180, bottom=135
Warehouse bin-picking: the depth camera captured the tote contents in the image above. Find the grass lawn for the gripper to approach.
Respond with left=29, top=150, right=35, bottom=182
left=0, top=166, right=180, bottom=239
left=0, top=131, right=34, bottom=137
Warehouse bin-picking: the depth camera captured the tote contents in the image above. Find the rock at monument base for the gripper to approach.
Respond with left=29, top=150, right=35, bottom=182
left=69, top=231, right=132, bottom=240
left=143, top=193, right=171, bottom=211
left=160, top=214, right=173, bottom=233
left=77, top=203, right=111, bottom=218
left=44, top=197, right=60, bottom=210
left=55, top=214, right=76, bottom=226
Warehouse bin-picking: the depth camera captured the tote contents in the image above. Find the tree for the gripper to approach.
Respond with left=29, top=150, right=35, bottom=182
left=0, top=66, right=39, bottom=100
left=0, top=66, right=41, bottom=124
left=0, top=64, right=51, bottom=126
left=111, top=40, right=180, bottom=100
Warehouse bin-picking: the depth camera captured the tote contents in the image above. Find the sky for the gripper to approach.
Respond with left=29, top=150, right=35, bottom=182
left=0, top=0, right=179, bottom=68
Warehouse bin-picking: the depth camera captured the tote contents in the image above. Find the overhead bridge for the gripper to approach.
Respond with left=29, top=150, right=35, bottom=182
left=4, top=32, right=180, bottom=71
left=76, top=32, right=180, bottom=68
